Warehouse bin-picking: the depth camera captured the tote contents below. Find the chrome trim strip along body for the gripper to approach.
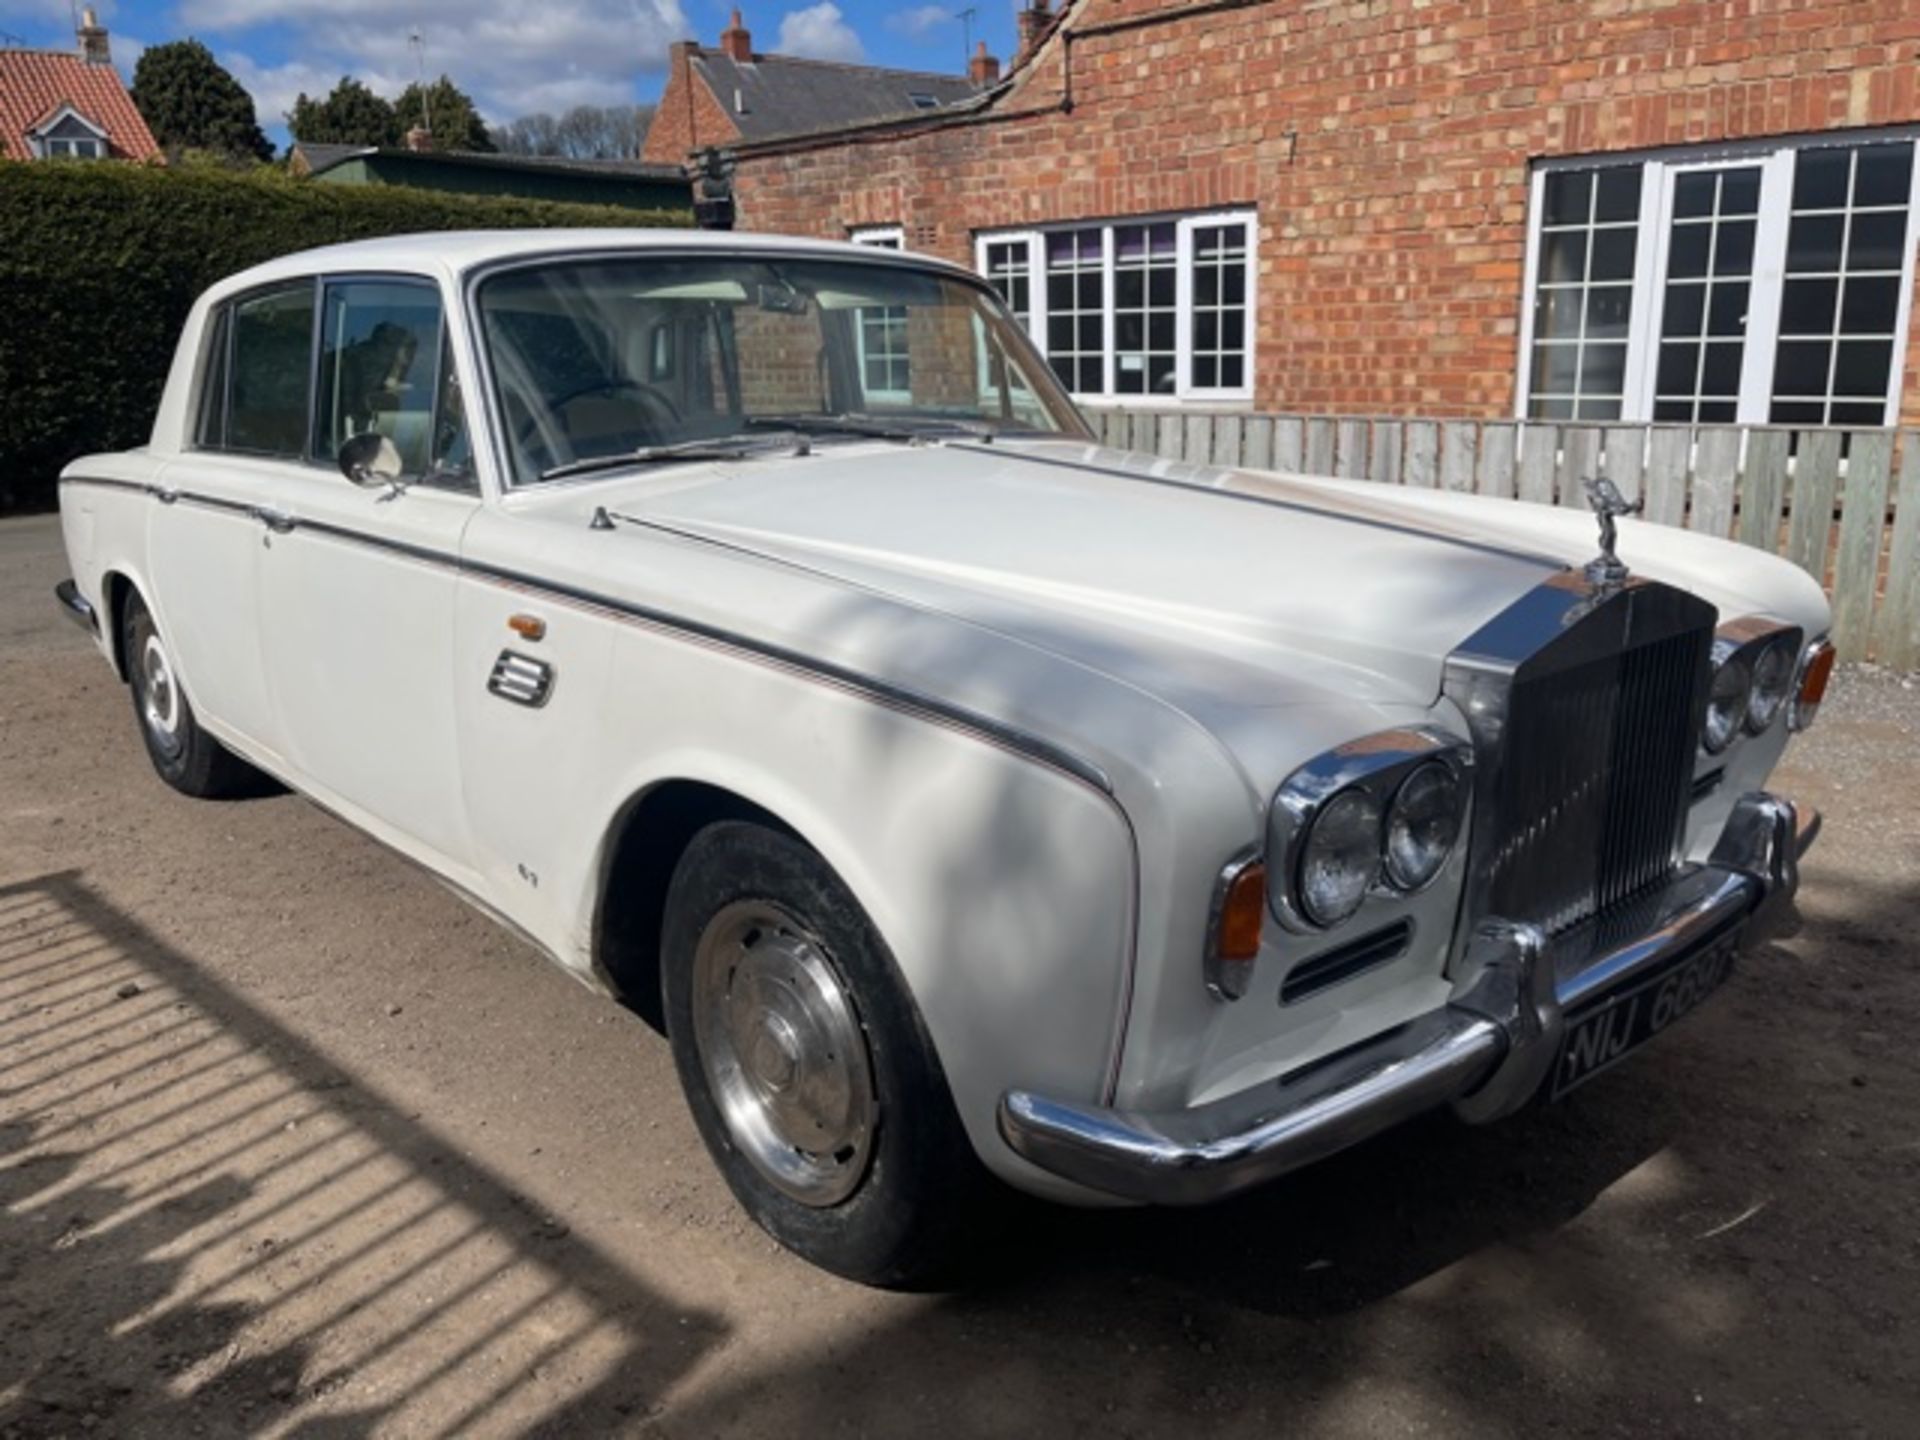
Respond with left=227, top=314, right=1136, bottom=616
left=54, top=579, right=98, bottom=636
left=1265, top=725, right=1471, bottom=934
left=598, top=506, right=1143, bottom=1098
left=998, top=789, right=1807, bottom=1205
left=487, top=649, right=555, bottom=708
left=60, top=473, right=1141, bottom=1100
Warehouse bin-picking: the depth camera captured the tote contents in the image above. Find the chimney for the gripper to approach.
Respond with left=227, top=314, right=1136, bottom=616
left=719, top=8, right=753, bottom=62
left=1015, top=0, right=1053, bottom=66
left=968, top=41, right=1000, bottom=87
left=405, top=125, right=433, bottom=152
left=77, top=6, right=110, bottom=65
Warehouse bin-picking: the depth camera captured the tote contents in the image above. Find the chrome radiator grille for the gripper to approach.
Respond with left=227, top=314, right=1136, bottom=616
left=1487, top=627, right=1709, bottom=932
left=1448, top=577, right=1715, bottom=940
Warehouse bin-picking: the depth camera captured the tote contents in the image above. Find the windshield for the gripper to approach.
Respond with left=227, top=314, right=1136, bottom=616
left=476, top=253, right=1091, bottom=485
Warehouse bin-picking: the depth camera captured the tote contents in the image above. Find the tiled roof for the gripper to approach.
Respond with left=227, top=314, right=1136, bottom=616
left=292, top=141, right=687, bottom=185
left=0, top=47, right=157, bottom=162
left=691, top=49, right=979, bottom=143
left=290, top=141, right=373, bottom=176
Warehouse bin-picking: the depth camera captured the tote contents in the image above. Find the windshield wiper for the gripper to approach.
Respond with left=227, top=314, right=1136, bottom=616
left=538, top=433, right=804, bottom=483
left=745, top=413, right=935, bottom=443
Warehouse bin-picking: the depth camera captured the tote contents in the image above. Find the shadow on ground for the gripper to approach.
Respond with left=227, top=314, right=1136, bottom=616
left=0, top=871, right=721, bottom=1438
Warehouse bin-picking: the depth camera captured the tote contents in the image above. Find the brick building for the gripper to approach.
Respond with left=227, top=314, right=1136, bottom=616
left=643, top=9, right=986, bottom=166
left=716, top=0, right=1920, bottom=428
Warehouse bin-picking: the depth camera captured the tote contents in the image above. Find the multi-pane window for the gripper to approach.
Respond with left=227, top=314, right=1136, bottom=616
left=1045, top=229, right=1106, bottom=395
left=849, top=227, right=910, bottom=403
left=1528, top=166, right=1642, bottom=420
left=1190, top=222, right=1249, bottom=391
left=983, top=238, right=1034, bottom=330
left=1522, top=132, right=1920, bottom=426
left=1771, top=142, right=1915, bottom=427
left=975, top=210, right=1256, bottom=403
left=1112, top=222, right=1176, bottom=395
left=34, top=110, right=108, bottom=160
left=1654, top=166, right=1760, bottom=423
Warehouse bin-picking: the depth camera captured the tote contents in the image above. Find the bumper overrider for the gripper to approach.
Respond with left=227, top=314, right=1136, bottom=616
left=998, top=791, right=1816, bottom=1206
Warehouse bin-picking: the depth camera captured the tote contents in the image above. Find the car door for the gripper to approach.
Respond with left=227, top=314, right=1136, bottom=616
left=255, top=275, right=483, bottom=877
left=147, top=281, right=317, bottom=763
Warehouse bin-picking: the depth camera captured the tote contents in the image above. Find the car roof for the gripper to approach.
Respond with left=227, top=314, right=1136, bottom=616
left=207, top=228, right=975, bottom=298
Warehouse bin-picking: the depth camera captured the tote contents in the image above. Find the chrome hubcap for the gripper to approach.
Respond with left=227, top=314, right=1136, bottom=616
left=691, top=900, right=877, bottom=1207
left=141, top=634, right=180, bottom=741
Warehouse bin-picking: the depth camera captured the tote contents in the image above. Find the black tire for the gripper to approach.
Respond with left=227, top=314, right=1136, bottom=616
left=122, top=590, right=262, bottom=799
left=661, top=820, right=1000, bottom=1287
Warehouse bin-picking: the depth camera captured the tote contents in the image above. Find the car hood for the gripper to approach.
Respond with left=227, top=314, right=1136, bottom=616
left=558, top=437, right=1827, bottom=790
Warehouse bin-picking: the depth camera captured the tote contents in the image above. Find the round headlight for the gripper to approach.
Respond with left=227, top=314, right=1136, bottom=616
left=1703, top=651, right=1752, bottom=754
left=1297, top=788, right=1382, bottom=928
left=1745, top=636, right=1796, bottom=733
left=1383, top=762, right=1463, bottom=892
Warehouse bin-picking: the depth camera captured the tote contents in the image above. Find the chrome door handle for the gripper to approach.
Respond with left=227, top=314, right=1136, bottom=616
left=249, top=505, right=296, bottom=534
left=146, top=484, right=179, bottom=504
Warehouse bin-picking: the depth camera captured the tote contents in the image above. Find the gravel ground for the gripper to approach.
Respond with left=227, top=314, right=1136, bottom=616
left=1, top=510, right=1916, bottom=1438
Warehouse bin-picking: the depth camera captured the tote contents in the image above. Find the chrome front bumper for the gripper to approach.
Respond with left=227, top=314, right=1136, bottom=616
left=999, top=792, right=1815, bottom=1206
left=54, top=578, right=99, bottom=637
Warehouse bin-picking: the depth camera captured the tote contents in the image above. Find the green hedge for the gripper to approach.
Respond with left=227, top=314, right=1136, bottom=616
left=0, top=162, right=688, bottom=512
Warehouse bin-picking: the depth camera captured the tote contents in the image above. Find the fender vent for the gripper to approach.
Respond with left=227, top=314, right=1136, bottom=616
left=1280, top=920, right=1413, bottom=1005
left=487, top=650, right=554, bottom=708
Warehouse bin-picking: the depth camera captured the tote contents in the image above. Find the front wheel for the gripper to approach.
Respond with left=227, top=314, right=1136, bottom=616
left=661, top=820, right=999, bottom=1287
left=122, top=591, right=262, bottom=798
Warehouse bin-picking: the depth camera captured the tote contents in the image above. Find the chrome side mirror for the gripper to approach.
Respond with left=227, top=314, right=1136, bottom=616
left=338, top=432, right=407, bottom=500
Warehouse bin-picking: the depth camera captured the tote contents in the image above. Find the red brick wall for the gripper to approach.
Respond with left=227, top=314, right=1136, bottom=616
left=725, top=0, right=1920, bottom=421
left=642, top=44, right=744, bottom=166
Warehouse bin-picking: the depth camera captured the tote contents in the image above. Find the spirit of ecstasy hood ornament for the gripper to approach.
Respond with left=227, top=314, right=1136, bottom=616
left=1582, top=474, right=1643, bottom=587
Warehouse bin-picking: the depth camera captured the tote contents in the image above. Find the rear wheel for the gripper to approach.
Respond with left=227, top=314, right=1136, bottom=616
left=661, top=820, right=998, bottom=1287
left=122, top=591, right=261, bottom=798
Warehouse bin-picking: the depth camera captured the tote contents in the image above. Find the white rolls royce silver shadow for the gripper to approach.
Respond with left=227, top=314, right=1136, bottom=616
left=54, top=231, right=1832, bottom=1285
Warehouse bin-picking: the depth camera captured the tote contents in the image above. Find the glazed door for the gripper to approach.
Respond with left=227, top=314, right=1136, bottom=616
left=146, top=282, right=317, bottom=762
left=255, top=278, right=483, bottom=875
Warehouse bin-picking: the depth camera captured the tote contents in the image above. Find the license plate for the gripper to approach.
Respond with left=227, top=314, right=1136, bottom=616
left=1551, top=931, right=1739, bottom=1100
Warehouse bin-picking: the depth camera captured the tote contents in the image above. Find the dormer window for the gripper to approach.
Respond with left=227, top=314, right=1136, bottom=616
left=32, top=105, right=110, bottom=160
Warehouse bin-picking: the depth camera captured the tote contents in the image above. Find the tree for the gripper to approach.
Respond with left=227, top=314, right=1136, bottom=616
left=496, top=104, right=653, bottom=160
left=130, top=39, right=272, bottom=163
left=394, top=75, right=494, bottom=153
left=288, top=78, right=397, bottom=147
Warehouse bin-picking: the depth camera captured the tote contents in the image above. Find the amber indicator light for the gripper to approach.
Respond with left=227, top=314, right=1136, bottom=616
left=1798, top=642, right=1835, bottom=710
left=1217, top=862, right=1267, bottom=961
left=508, top=613, right=547, bottom=642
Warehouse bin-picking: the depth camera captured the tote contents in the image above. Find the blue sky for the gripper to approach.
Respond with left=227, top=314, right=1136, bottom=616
left=0, top=0, right=1025, bottom=148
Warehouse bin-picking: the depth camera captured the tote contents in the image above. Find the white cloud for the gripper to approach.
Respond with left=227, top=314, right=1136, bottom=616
left=178, top=1, right=691, bottom=125
left=776, top=3, right=864, bottom=63
left=884, top=5, right=951, bottom=43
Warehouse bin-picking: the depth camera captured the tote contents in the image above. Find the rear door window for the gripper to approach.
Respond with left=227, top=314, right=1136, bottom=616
left=226, top=281, right=316, bottom=457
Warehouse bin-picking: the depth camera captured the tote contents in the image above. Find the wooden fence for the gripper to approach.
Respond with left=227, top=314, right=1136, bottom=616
left=1081, top=409, right=1920, bottom=669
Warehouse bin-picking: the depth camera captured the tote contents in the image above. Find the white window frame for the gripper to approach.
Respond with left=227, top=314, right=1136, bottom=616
left=848, top=225, right=905, bottom=250
left=973, top=208, right=1258, bottom=408
left=1518, top=127, right=1920, bottom=426
left=31, top=104, right=109, bottom=161
left=847, top=225, right=911, bottom=405
left=979, top=233, right=1039, bottom=333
